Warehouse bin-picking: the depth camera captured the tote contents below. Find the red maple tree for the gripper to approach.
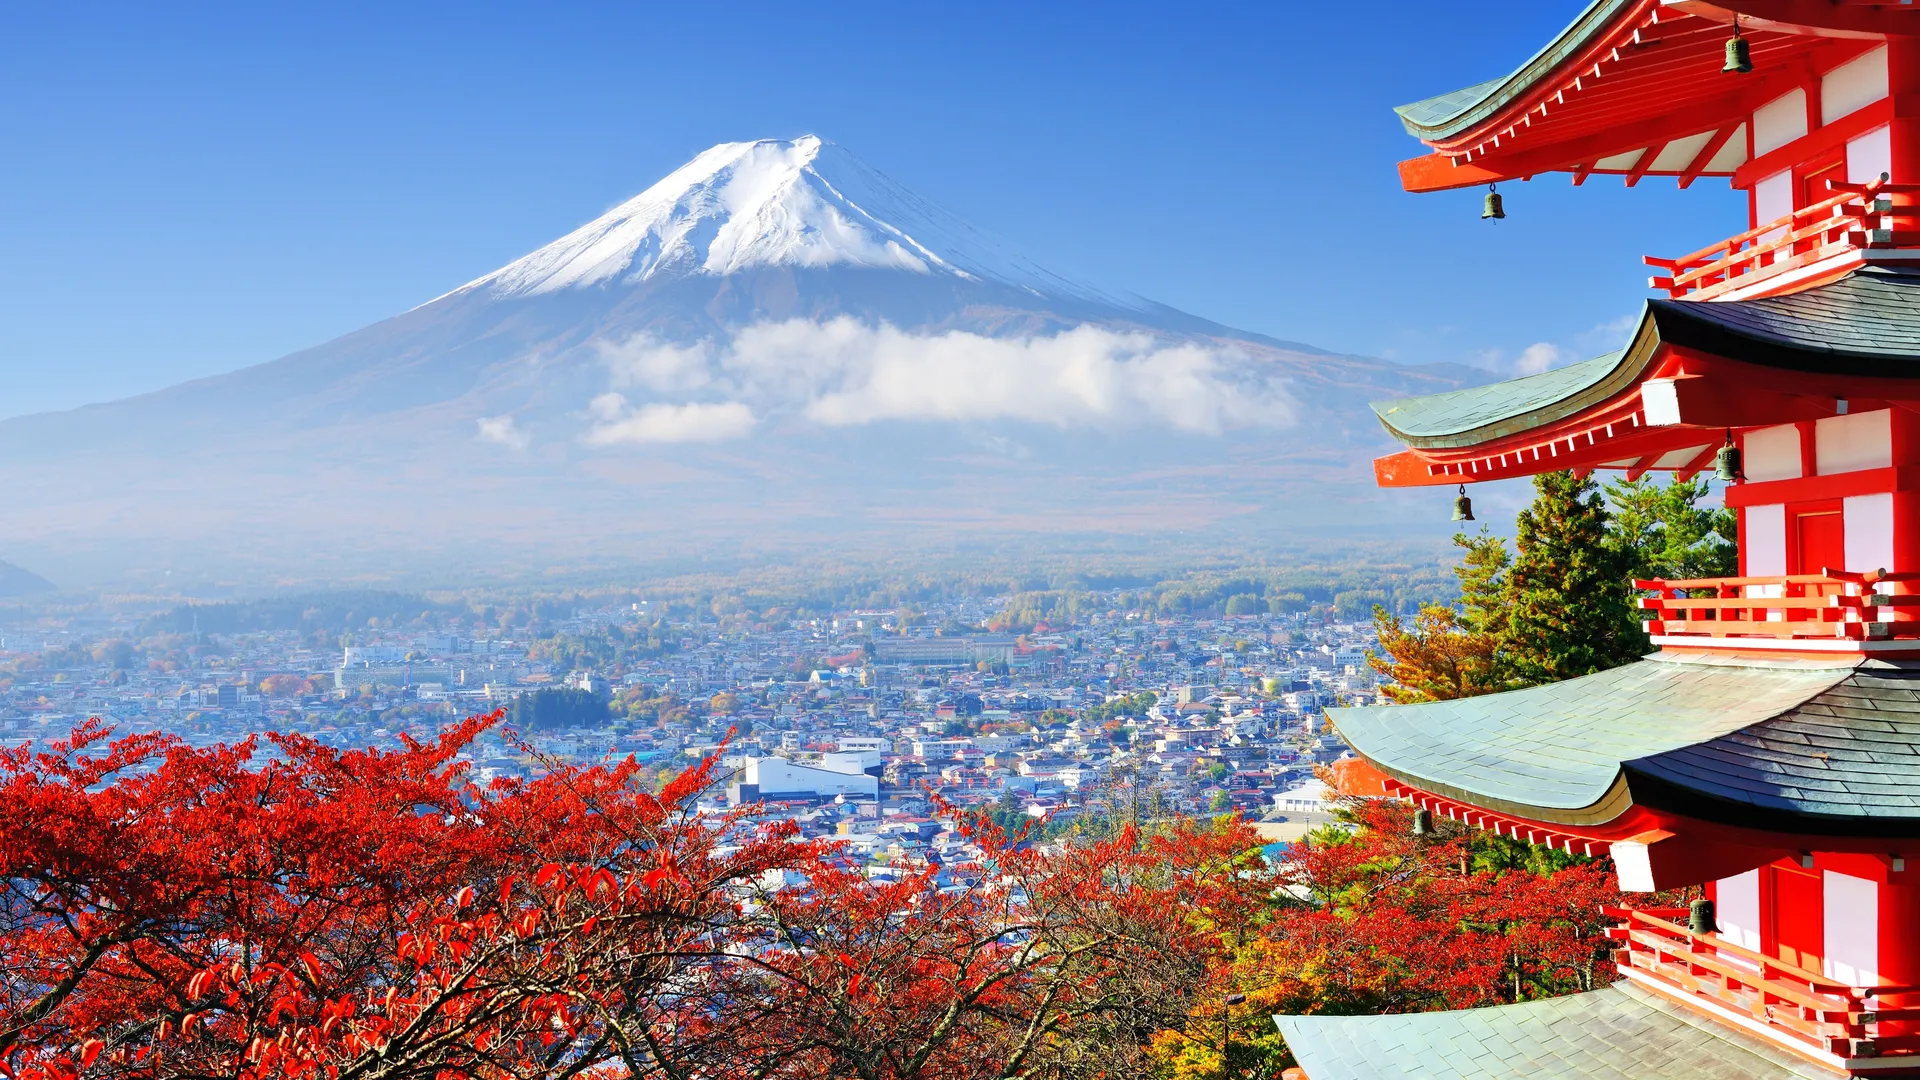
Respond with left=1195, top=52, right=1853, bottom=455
left=2, top=714, right=1645, bottom=1080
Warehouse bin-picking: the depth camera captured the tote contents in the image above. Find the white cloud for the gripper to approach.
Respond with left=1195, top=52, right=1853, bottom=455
left=1514, top=342, right=1564, bottom=376
left=598, top=335, right=715, bottom=392
left=584, top=397, right=758, bottom=445
left=1507, top=314, right=1641, bottom=377
left=577, top=318, right=1294, bottom=444
left=747, top=320, right=1288, bottom=432
left=476, top=415, right=529, bottom=450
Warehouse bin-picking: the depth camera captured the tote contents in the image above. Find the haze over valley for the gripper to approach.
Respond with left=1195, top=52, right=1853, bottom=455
left=1, top=136, right=1472, bottom=589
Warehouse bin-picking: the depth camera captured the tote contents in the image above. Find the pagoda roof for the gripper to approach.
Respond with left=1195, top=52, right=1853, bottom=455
left=1392, top=1, right=1909, bottom=192
left=1274, top=979, right=1834, bottom=1080
left=1372, top=350, right=1630, bottom=449
left=1327, top=654, right=1920, bottom=835
left=1395, top=0, right=1639, bottom=142
left=1372, top=267, right=1920, bottom=452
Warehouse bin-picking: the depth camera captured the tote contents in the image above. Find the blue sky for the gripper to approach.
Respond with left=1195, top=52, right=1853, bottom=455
left=0, top=1, right=1749, bottom=419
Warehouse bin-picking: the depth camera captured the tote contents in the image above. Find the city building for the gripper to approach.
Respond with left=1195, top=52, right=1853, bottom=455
left=872, top=636, right=1017, bottom=667
left=1278, top=6, right=1920, bottom=1079
left=727, top=754, right=880, bottom=805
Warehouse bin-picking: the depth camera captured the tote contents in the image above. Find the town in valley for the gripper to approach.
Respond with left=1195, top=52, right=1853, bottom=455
left=1, top=583, right=1389, bottom=862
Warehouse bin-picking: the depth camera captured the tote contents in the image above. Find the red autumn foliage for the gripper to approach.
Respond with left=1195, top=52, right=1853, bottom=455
left=0, top=713, right=813, bottom=1080
left=1, top=713, right=1646, bottom=1080
left=1151, top=798, right=1648, bottom=1078
left=1250, top=798, right=1626, bottom=1015
left=700, top=809, right=1266, bottom=1078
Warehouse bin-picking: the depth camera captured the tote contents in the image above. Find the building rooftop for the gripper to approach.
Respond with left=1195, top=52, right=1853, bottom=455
left=1326, top=653, right=1920, bottom=834
left=1388, top=0, right=1894, bottom=192
left=1370, top=268, right=1920, bottom=452
left=1274, top=979, right=1834, bottom=1080
left=1370, top=351, right=1627, bottom=448
left=1393, top=0, right=1637, bottom=141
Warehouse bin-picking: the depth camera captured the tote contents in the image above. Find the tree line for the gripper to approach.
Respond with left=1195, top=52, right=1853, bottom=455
left=1373, top=472, right=1735, bottom=701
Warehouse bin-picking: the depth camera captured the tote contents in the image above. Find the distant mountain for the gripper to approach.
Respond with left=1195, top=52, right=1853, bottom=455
left=0, top=559, right=54, bottom=597
left=0, top=136, right=1472, bottom=585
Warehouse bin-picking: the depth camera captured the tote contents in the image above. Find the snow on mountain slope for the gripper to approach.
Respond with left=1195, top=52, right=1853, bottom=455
left=0, top=134, right=1478, bottom=581
left=445, top=135, right=1133, bottom=308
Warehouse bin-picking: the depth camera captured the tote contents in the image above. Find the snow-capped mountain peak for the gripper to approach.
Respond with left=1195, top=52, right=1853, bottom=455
left=449, top=135, right=1117, bottom=305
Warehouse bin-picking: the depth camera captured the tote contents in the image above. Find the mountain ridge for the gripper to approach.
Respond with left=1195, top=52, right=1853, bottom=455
left=0, top=136, right=1475, bottom=583
left=440, top=136, right=1132, bottom=307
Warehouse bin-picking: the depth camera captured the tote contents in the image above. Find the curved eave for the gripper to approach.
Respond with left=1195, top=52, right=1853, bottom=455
left=1370, top=309, right=1661, bottom=450
left=1348, top=745, right=1920, bottom=839
left=1344, top=743, right=1639, bottom=829
left=1623, top=762, right=1920, bottom=839
left=1373, top=269, right=1920, bottom=454
left=1325, top=655, right=1868, bottom=834
left=1648, top=275, right=1920, bottom=377
left=1395, top=0, right=1641, bottom=143
left=1392, top=5, right=1895, bottom=193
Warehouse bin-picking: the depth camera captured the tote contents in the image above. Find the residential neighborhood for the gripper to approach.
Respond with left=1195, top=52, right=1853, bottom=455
left=0, top=592, right=1380, bottom=867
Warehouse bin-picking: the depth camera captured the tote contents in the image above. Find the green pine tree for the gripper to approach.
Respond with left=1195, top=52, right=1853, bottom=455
left=1506, top=471, right=1647, bottom=683
left=1453, top=528, right=1513, bottom=639
left=1603, top=474, right=1737, bottom=581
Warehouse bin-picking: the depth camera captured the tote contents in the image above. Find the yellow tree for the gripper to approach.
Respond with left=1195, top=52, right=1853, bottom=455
left=1368, top=605, right=1504, bottom=703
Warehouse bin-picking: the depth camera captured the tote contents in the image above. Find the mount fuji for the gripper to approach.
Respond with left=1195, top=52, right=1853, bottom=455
left=0, top=136, right=1469, bottom=583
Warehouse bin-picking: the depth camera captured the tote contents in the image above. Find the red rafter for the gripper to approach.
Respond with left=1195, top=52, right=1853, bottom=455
left=1429, top=18, right=1854, bottom=158
left=1400, top=9, right=1882, bottom=193
left=1675, top=443, right=1723, bottom=482
left=1625, top=141, right=1665, bottom=187
left=1678, top=124, right=1740, bottom=189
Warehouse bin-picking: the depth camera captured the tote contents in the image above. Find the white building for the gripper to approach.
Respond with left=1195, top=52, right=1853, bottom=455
left=820, top=749, right=882, bottom=776
left=728, top=756, right=879, bottom=805
left=1273, top=778, right=1331, bottom=814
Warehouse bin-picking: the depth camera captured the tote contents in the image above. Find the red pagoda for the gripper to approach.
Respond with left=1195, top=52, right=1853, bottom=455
left=1274, top=3, right=1920, bottom=1078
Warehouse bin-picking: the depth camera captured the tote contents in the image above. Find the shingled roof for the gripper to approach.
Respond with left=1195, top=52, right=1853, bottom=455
left=1274, top=980, right=1834, bottom=1079
left=1393, top=0, right=1635, bottom=141
left=1327, top=654, right=1920, bottom=835
left=1370, top=268, right=1920, bottom=450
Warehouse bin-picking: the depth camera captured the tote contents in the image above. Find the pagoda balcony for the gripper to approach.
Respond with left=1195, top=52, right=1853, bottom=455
left=1609, top=906, right=1920, bottom=1065
left=1646, top=177, right=1920, bottom=303
left=1637, top=569, right=1920, bottom=649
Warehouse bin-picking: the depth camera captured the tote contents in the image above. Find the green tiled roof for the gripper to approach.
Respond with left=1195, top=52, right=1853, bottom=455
left=1370, top=350, right=1631, bottom=446
left=1326, top=654, right=1855, bottom=826
left=1394, top=0, right=1636, bottom=142
left=1275, top=981, right=1835, bottom=1079
left=1370, top=269, right=1920, bottom=452
left=1395, top=78, right=1505, bottom=130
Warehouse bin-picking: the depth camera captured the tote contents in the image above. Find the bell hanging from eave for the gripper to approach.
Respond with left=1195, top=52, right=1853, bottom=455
left=1482, top=184, right=1505, bottom=221
left=1451, top=484, right=1475, bottom=522
left=1723, top=19, right=1753, bottom=74
left=1714, top=432, right=1743, bottom=482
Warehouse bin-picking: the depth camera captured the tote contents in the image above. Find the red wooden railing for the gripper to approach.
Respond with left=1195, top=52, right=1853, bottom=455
left=1610, top=906, right=1920, bottom=1059
left=1646, top=175, right=1920, bottom=300
left=1636, top=568, right=1920, bottom=641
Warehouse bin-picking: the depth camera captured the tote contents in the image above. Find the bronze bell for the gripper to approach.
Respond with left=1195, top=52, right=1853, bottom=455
left=1482, top=184, right=1505, bottom=221
left=1411, top=808, right=1434, bottom=837
left=1714, top=434, right=1742, bottom=482
left=1689, top=897, right=1716, bottom=934
left=1451, top=484, right=1475, bottom=522
left=1723, top=15, right=1753, bottom=75
left=1723, top=30, right=1753, bottom=74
